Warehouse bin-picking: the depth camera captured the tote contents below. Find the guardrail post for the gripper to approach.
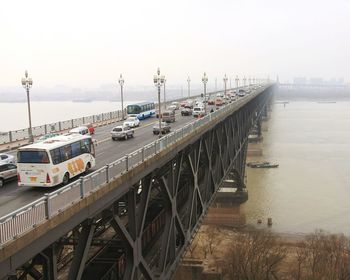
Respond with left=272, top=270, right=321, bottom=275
left=8, top=131, right=12, bottom=142
left=125, top=155, right=129, bottom=171
left=83, top=116, right=85, bottom=124
left=154, top=141, right=157, bottom=154
left=44, top=125, right=47, bottom=135
left=106, top=164, right=110, bottom=183
left=79, top=178, right=85, bottom=198
left=142, top=147, right=145, bottom=162
left=93, top=115, right=96, bottom=123
left=44, top=194, right=52, bottom=219
left=58, top=121, right=62, bottom=131
left=71, top=119, right=74, bottom=128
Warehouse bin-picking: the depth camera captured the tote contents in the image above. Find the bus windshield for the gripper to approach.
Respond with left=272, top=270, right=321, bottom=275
left=127, top=105, right=141, bottom=114
left=18, top=150, right=50, bottom=164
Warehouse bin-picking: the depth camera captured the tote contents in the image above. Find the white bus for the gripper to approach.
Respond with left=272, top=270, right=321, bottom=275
left=17, top=133, right=96, bottom=187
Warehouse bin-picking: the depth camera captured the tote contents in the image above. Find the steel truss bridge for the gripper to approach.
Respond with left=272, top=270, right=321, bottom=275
left=0, top=85, right=274, bottom=280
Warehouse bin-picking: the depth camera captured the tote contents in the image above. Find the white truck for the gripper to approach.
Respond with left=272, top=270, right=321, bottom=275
left=111, top=125, right=134, bottom=140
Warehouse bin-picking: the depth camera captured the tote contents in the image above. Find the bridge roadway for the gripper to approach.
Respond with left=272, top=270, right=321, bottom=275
left=0, top=102, right=218, bottom=217
left=0, top=85, right=273, bottom=280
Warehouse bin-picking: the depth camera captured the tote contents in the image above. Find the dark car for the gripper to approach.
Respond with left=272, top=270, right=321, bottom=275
left=153, top=122, right=171, bottom=135
left=181, top=106, right=192, bottom=116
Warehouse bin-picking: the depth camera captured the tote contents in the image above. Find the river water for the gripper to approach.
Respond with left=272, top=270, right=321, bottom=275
left=0, top=101, right=142, bottom=131
left=244, top=101, right=350, bottom=235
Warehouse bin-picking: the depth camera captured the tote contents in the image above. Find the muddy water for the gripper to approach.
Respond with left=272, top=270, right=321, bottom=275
left=244, top=101, right=350, bottom=235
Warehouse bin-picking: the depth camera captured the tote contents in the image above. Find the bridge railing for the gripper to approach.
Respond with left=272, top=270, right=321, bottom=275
left=0, top=109, right=127, bottom=145
left=0, top=86, right=262, bottom=247
left=0, top=88, right=241, bottom=146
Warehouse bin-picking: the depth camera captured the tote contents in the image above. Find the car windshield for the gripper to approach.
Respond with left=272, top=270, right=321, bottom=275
left=113, top=127, right=123, bottom=132
left=126, top=118, right=135, bottom=122
left=194, top=108, right=201, bottom=111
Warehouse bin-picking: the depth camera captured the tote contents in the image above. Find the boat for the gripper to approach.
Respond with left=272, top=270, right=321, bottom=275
left=247, top=161, right=269, bottom=167
left=248, top=161, right=279, bottom=168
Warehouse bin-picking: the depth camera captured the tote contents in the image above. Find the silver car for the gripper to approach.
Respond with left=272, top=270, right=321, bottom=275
left=0, top=163, right=17, bottom=187
left=0, top=153, right=15, bottom=164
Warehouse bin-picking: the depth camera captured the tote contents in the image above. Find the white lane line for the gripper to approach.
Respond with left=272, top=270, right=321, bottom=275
left=96, top=112, right=184, bottom=145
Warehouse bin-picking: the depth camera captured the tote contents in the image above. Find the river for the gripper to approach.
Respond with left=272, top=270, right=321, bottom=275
left=0, top=101, right=142, bottom=131
left=244, top=100, right=350, bottom=235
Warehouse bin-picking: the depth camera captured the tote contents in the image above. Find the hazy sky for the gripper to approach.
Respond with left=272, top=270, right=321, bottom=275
left=1, top=0, right=349, bottom=88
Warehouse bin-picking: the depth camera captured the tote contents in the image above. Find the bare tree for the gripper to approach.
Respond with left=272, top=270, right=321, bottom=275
left=222, top=230, right=287, bottom=280
left=289, top=230, right=350, bottom=280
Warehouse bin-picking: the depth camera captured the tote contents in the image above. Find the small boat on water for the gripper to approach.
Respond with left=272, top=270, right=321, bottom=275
left=247, top=161, right=279, bottom=168
left=247, top=161, right=269, bottom=167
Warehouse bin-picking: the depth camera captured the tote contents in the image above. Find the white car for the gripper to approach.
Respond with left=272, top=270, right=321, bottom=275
left=171, top=102, right=180, bottom=110
left=111, top=125, right=134, bottom=140
left=123, top=117, right=140, bottom=128
left=69, top=126, right=89, bottom=135
left=0, top=153, right=15, bottom=164
left=193, top=106, right=206, bottom=118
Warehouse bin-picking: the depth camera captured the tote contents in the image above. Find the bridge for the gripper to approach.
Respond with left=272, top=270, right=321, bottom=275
left=0, top=84, right=274, bottom=280
left=279, top=83, right=348, bottom=89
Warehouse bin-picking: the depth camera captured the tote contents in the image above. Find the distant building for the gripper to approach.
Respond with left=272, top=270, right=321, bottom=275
left=293, top=77, right=307, bottom=84
left=309, top=78, right=324, bottom=85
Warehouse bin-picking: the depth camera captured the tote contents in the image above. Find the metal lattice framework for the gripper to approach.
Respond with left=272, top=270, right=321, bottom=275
left=4, top=87, right=273, bottom=280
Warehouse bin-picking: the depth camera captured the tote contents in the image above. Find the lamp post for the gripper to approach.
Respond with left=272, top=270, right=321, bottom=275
left=163, top=78, right=166, bottom=110
left=118, top=74, right=125, bottom=120
left=249, top=77, right=252, bottom=86
left=215, top=77, right=217, bottom=92
left=153, top=68, right=165, bottom=138
left=243, top=76, right=247, bottom=87
left=187, top=76, right=191, bottom=97
left=202, top=72, right=208, bottom=113
left=223, top=74, right=228, bottom=100
left=235, top=75, right=239, bottom=93
left=229, top=77, right=232, bottom=89
left=21, top=70, right=34, bottom=143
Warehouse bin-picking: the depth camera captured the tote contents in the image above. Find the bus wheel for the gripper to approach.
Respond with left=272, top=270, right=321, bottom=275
left=125, top=135, right=128, bottom=140
left=85, top=163, right=91, bottom=174
left=62, top=173, right=70, bottom=185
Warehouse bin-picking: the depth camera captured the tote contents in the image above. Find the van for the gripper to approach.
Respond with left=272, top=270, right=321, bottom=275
left=69, top=126, right=89, bottom=135
left=162, top=110, right=175, bottom=123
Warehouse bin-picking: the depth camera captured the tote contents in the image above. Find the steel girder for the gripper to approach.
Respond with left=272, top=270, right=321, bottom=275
left=7, top=89, right=272, bottom=280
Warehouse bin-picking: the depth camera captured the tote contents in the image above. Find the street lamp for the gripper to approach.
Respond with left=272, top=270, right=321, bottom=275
left=153, top=68, right=165, bottom=138
left=163, top=78, right=167, bottom=110
left=249, top=77, right=252, bottom=86
left=223, top=74, right=228, bottom=100
left=215, top=77, right=217, bottom=92
left=235, top=75, right=239, bottom=93
left=118, top=74, right=125, bottom=120
left=202, top=72, right=208, bottom=113
left=21, top=70, right=34, bottom=143
left=243, top=76, right=247, bottom=87
left=187, top=76, right=191, bottom=97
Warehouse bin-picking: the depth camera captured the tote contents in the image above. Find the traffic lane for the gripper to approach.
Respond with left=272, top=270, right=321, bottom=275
left=0, top=114, right=196, bottom=216
left=94, top=114, right=197, bottom=168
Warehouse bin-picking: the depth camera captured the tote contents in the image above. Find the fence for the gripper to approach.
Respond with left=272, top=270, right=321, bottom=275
left=0, top=86, right=264, bottom=247
left=0, top=87, right=241, bottom=146
left=0, top=109, right=127, bottom=145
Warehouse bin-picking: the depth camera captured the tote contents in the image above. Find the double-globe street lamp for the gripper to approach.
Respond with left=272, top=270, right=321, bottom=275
left=153, top=68, right=165, bottom=138
left=202, top=72, right=208, bottom=113
left=187, top=76, right=191, bottom=97
left=21, top=70, right=34, bottom=143
left=235, top=75, right=239, bottom=93
left=223, top=74, right=228, bottom=100
left=118, top=74, right=125, bottom=120
left=163, top=78, right=167, bottom=110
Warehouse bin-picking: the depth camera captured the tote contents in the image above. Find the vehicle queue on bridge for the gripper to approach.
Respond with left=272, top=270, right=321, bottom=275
left=1, top=69, right=263, bottom=190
